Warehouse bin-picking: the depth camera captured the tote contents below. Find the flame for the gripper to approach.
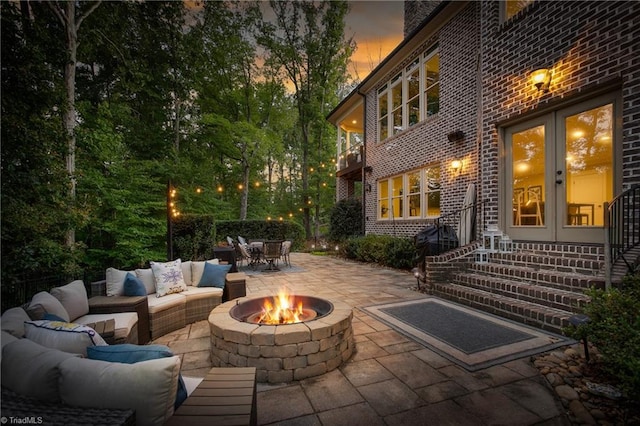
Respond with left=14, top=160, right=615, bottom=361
left=257, top=288, right=304, bottom=324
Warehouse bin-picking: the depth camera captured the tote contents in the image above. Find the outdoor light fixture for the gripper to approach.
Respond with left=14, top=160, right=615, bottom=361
left=364, top=165, right=373, bottom=173
left=365, top=183, right=372, bottom=192
left=411, top=267, right=423, bottom=290
left=447, top=130, right=464, bottom=143
left=531, top=68, right=551, bottom=92
left=451, top=159, right=463, bottom=175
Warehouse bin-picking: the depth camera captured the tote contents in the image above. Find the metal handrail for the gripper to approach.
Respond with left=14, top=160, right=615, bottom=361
left=604, top=184, right=640, bottom=287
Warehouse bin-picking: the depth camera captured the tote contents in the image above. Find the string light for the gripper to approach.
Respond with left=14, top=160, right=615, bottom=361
left=217, top=186, right=223, bottom=192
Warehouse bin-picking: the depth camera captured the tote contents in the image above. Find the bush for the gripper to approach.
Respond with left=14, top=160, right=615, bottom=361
left=571, top=273, right=640, bottom=400
left=339, top=234, right=414, bottom=270
left=327, top=199, right=362, bottom=242
left=172, top=215, right=216, bottom=261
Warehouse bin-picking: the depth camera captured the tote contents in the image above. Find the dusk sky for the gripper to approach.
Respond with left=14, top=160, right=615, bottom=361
left=345, top=1, right=405, bottom=79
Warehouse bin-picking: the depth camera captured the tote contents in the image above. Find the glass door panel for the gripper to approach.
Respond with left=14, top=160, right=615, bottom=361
left=512, top=125, right=545, bottom=227
left=564, top=104, right=613, bottom=227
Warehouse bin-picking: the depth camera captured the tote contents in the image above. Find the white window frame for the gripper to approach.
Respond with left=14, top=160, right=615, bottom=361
left=377, top=165, right=441, bottom=220
left=376, top=45, right=439, bottom=143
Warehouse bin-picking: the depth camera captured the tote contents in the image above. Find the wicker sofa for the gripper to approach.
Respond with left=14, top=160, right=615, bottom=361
left=90, top=259, right=247, bottom=341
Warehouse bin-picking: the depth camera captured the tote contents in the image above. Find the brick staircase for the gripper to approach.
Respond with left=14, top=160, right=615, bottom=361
left=431, top=242, right=606, bottom=335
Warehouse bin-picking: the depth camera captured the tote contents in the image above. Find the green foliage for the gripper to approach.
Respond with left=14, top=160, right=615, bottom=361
left=570, top=274, right=640, bottom=399
left=172, top=215, right=216, bottom=261
left=327, top=198, right=362, bottom=242
left=216, top=220, right=304, bottom=249
left=339, top=235, right=414, bottom=270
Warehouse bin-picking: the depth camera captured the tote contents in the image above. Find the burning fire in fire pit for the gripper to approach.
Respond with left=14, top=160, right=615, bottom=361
left=248, top=289, right=317, bottom=324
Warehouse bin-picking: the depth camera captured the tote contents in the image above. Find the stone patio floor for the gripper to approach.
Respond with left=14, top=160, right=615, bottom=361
left=153, top=252, right=570, bottom=425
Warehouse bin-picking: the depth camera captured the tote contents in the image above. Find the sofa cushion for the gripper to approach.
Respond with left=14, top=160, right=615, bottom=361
left=51, top=280, right=89, bottom=322
left=135, top=268, right=156, bottom=295
left=181, top=260, right=193, bottom=287
left=198, top=262, right=231, bottom=288
left=150, top=259, right=187, bottom=297
left=29, top=291, right=70, bottom=322
left=86, top=344, right=188, bottom=409
left=59, top=355, right=181, bottom=426
left=123, top=272, right=147, bottom=296
left=146, top=293, right=185, bottom=314
left=0, top=307, right=31, bottom=338
left=191, top=258, right=219, bottom=286
left=181, top=286, right=223, bottom=302
left=24, top=320, right=107, bottom=356
left=74, top=312, right=138, bottom=343
left=106, top=267, right=131, bottom=297
left=1, top=338, right=80, bottom=402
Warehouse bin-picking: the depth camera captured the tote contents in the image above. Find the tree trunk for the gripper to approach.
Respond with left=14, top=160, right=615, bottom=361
left=240, top=160, right=250, bottom=220
left=49, top=1, right=102, bottom=248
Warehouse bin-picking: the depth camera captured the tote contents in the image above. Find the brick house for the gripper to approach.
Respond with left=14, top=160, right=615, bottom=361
left=327, top=1, right=639, bottom=330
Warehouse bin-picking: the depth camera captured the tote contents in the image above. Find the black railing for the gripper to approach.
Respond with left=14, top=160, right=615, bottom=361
left=605, top=184, right=640, bottom=282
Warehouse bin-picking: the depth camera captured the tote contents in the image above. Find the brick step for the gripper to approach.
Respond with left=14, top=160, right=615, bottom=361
left=488, top=251, right=604, bottom=275
left=454, top=272, right=590, bottom=312
left=433, top=283, right=572, bottom=334
left=514, top=242, right=604, bottom=260
left=468, top=261, right=606, bottom=292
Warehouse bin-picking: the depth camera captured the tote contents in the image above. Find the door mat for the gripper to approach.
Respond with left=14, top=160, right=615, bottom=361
left=361, top=297, right=573, bottom=371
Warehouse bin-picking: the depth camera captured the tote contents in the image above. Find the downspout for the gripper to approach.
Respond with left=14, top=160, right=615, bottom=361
left=358, top=89, right=367, bottom=235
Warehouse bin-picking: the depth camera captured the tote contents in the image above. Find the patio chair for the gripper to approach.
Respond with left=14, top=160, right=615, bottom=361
left=238, top=236, right=247, bottom=245
left=237, top=242, right=255, bottom=269
left=262, top=240, right=283, bottom=271
left=280, top=240, right=292, bottom=267
left=226, top=236, right=235, bottom=247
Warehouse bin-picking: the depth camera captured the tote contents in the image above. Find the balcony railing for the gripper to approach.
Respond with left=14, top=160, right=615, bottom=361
left=337, top=145, right=363, bottom=171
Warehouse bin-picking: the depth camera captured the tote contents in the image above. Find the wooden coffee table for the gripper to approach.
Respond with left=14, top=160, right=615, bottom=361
left=84, top=319, right=116, bottom=345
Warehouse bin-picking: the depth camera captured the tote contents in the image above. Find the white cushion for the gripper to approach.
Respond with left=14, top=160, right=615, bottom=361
left=106, top=267, right=131, bottom=297
left=1, top=338, right=80, bottom=401
left=59, top=355, right=181, bottom=426
left=181, top=260, right=193, bottom=287
left=50, top=280, right=89, bottom=322
left=29, top=291, right=70, bottom=322
left=135, top=268, right=156, bottom=295
left=191, top=259, right=220, bottom=287
left=74, top=312, right=138, bottom=342
left=146, top=293, right=185, bottom=314
left=1, top=306, right=31, bottom=337
left=24, top=320, right=107, bottom=356
left=181, top=286, right=223, bottom=302
left=150, top=259, right=187, bottom=297
left=1, top=330, right=19, bottom=361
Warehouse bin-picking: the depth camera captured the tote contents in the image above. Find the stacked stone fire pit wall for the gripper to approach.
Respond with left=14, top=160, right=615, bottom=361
left=209, top=297, right=354, bottom=383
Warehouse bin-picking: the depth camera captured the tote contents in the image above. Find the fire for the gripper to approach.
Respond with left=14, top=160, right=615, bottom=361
left=257, top=288, right=305, bottom=324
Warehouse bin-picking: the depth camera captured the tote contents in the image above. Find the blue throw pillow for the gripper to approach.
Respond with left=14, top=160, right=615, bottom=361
left=42, top=313, right=66, bottom=322
left=198, top=263, right=231, bottom=288
left=86, top=344, right=187, bottom=409
left=123, top=272, right=147, bottom=297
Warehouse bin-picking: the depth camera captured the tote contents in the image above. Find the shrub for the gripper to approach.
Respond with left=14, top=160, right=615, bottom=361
left=172, top=215, right=216, bottom=261
left=572, top=273, right=640, bottom=400
left=327, top=199, right=362, bottom=242
left=338, top=234, right=414, bottom=271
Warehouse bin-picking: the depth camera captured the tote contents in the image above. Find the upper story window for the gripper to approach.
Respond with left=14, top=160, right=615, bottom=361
left=377, top=46, right=439, bottom=142
left=503, top=0, right=533, bottom=21
left=377, top=165, right=441, bottom=220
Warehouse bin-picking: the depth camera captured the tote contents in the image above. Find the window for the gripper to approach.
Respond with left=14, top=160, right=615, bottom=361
left=503, top=0, right=533, bottom=21
left=424, top=49, right=440, bottom=117
left=377, top=46, right=439, bottom=142
left=377, top=165, right=441, bottom=220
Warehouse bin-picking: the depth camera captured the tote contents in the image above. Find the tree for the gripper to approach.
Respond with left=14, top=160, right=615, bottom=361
left=47, top=0, right=102, bottom=248
left=257, top=0, right=354, bottom=239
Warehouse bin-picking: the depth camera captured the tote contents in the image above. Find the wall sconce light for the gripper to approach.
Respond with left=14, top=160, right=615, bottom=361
left=451, top=159, right=463, bottom=175
left=447, top=130, right=464, bottom=143
left=364, top=165, right=373, bottom=174
left=530, top=68, right=551, bottom=92
left=365, top=183, right=372, bottom=192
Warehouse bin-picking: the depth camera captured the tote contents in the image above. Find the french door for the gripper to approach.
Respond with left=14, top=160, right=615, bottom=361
left=505, top=93, right=619, bottom=243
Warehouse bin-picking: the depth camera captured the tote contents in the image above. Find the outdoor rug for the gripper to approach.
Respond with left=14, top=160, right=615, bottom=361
left=362, top=297, right=573, bottom=371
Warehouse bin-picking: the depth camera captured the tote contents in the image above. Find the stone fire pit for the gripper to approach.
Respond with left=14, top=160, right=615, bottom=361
left=209, top=295, right=354, bottom=383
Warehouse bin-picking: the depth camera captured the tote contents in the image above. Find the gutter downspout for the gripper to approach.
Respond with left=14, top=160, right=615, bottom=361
left=358, top=89, right=367, bottom=236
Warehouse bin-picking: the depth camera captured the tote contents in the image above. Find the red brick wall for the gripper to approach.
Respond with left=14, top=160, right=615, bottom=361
left=363, top=3, right=481, bottom=238
left=479, top=0, right=640, bottom=225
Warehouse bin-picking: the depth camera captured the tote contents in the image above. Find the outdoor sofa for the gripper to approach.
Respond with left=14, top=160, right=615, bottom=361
left=90, top=258, right=247, bottom=341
